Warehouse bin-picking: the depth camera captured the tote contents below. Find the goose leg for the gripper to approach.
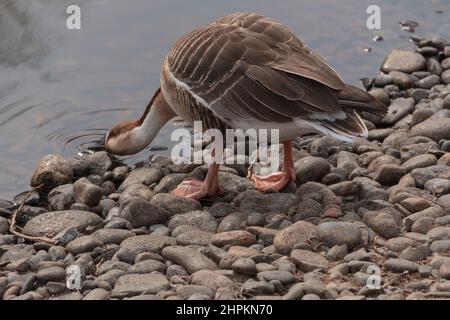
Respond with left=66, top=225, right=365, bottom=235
left=251, top=140, right=296, bottom=192
left=171, top=163, right=223, bottom=199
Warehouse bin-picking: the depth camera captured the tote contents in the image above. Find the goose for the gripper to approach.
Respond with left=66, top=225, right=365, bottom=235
left=104, top=12, right=386, bottom=199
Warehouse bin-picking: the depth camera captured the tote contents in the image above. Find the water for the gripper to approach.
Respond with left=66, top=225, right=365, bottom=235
left=0, top=0, right=449, bottom=199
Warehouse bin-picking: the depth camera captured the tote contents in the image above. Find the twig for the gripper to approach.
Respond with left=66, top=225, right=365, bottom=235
left=9, top=184, right=58, bottom=245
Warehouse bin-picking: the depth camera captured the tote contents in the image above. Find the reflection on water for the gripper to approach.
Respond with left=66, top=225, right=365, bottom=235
left=0, top=0, right=449, bottom=199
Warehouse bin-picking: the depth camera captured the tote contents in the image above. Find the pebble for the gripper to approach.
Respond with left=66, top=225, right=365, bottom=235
left=73, top=177, right=103, bottom=207
left=381, top=49, right=426, bottom=73
left=273, top=221, right=318, bottom=254
left=168, top=210, right=218, bottom=233
left=290, top=249, right=329, bottom=272
left=211, top=230, right=257, bottom=247
left=384, top=259, right=419, bottom=273
left=111, top=273, right=170, bottom=298
left=30, top=154, right=73, bottom=191
left=119, top=198, right=169, bottom=227
left=162, top=246, right=218, bottom=274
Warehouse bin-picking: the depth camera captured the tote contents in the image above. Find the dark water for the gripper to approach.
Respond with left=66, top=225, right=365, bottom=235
left=0, top=0, right=449, bottom=199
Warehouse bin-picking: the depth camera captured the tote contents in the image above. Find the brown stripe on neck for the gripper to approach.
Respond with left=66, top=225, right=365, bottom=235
left=138, top=87, right=162, bottom=124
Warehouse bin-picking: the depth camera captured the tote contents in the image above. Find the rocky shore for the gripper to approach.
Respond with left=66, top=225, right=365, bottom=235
left=1, top=35, right=450, bottom=301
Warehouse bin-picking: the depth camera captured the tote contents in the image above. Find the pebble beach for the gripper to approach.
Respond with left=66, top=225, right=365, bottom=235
left=1, top=33, right=450, bottom=301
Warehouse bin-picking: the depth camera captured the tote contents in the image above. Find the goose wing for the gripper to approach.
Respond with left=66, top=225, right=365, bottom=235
left=167, top=12, right=384, bottom=135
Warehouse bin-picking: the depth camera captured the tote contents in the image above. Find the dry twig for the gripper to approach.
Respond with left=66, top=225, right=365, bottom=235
left=9, top=184, right=58, bottom=245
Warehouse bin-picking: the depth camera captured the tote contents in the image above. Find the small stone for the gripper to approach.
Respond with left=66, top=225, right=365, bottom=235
left=119, top=198, right=169, bottom=228
left=118, top=235, right=176, bottom=262
left=150, top=193, right=201, bottom=216
left=363, top=211, right=401, bottom=239
left=168, top=210, right=217, bottom=232
left=176, top=285, right=215, bottom=300
left=424, top=178, right=450, bottom=196
left=326, top=244, right=348, bottom=262
left=257, top=270, right=296, bottom=285
left=442, top=70, right=450, bottom=84
left=92, top=228, right=134, bottom=245
left=66, top=235, right=102, bottom=255
left=128, top=260, right=167, bottom=274
left=384, top=259, right=419, bottom=273
left=416, top=75, right=441, bottom=89
left=401, top=154, right=437, bottom=173
left=373, top=164, right=405, bottom=185
left=291, top=249, right=329, bottom=272
left=73, top=177, right=103, bottom=207
left=317, top=222, right=362, bottom=249
left=231, top=258, right=257, bottom=275
left=411, top=216, right=435, bottom=234
left=381, top=49, right=426, bottom=73
left=83, top=288, right=109, bottom=300
left=86, top=151, right=112, bottom=176
left=162, top=246, right=218, bottom=274
left=111, top=273, right=169, bottom=297
left=439, top=261, right=450, bottom=280
left=383, top=98, right=415, bottom=125
left=294, top=156, right=331, bottom=185
left=119, top=184, right=154, bottom=204
left=30, top=154, right=73, bottom=191
left=118, top=167, right=163, bottom=192
left=36, top=266, right=66, bottom=282
left=241, top=280, right=275, bottom=296
left=23, top=210, right=102, bottom=237
left=191, top=270, right=234, bottom=292
left=273, top=221, right=318, bottom=254
left=48, top=184, right=74, bottom=211
left=211, top=231, right=257, bottom=247
left=411, top=117, right=450, bottom=142
left=430, top=240, right=450, bottom=253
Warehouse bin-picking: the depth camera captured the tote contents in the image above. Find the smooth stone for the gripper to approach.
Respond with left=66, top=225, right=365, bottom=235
left=162, top=246, right=218, bottom=274
left=66, top=236, right=102, bottom=255
left=150, top=193, right=201, bottom=216
left=73, top=178, right=103, bottom=207
left=257, top=270, right=296, bottom=285
left=128, top=260, right=167, bottom=274
left=316, top=222, right=362, bottom=249
left=23, top=210, right=102, bottom=237
left=117, top=235, right=176, bottom=262
left=410, top=117, right=450, bottom=142
left=119, top=184, right=154, bottom=204
left=92, top=229, right=134, bottom=245
left=36, top=266, right=66, bottom=282
left=119, top=198, right=169, bottom=228
left=85, top=151, right=112, bottom=176
left=118, top=167, right=163, bottom=192
left=401, top=154, right=438, bottom=173
left=82, top=288, right=109, bottom=300
left=294, top=157, right=331, bottom=185
left=211, top=231, right=257, bottom=247
left=274, top=221, right=318, bottom=254
left=191, top=270, right=234, bottom=292
left=363, top=211, right=401, bottom=239
left=30, top=154, right=73, bottom=190
left=381, top=49, right=426, bottom=73
left=168, top=210, right=217, bottom=233
left=48, top=184, right=74, bottom=211
left=291, top=249, right=329, bottom=271
left=384, top=259, right=419, bottom=273
left=231, top=257, right=257, bottom=275
left=111, top=273, right=170, bottom=297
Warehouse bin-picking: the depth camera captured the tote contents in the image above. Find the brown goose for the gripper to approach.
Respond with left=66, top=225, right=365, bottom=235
left=105, top=12, right=386, bottom=199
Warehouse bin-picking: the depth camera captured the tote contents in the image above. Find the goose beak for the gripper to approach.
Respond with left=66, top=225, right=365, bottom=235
left=89, top=135, right=106, bottom=151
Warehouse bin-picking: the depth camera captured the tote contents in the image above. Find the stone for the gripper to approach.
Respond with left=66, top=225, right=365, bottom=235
left=241, top=280, right=275, bottom=296
left=363, top=211, right=401, bottom=239
left=176, top=229, right=214, bottom=246
left=384, top=259, right=419, bottom=273
left=274, top=221, right=318, bottom=254
left=150, top=193, right=201, bottom=216
left=119, top=198, right=169, bottom=228
left=410, top=117, right=450, bottom=142
left=442, top=69, right=450, bottom=84
left=382, top=98, right=414, bottom=125
left=73, top=178, right=103, bottom=207
left=401, top=154, right=438, bottom=173
left=257, top=270, right=296, bottom=285
left=416, top=75, right=441, bottom=89
left=36, top=266, right=66, bottom=282
left=294, top=157, right=331, bottom=185
left=30, top=154, right=73, bottom=190
left=117, top=235, right=176, bottom=262
left=238, top=193, right=296, bottom=214
left=48, top=184, right=74, bottom=211
left=168, top=210, right=217, bottom=232
left=154, top=173, right=187, bottom=193
left=381, top=49, right=426, bottom=73
left=411, top=216, right=435, bottom=234
left=424, top=178, right=450, bottom=196
left=191, top=270, right=234, bottom=291
left=86, top=151, right=112, bottom=176
left=439, top=261, right=450, bottom=280
left=119, top=184, right=154, bottom=204
left=23, top=210, right=102, bottom=237
left=111, top=273, right=169, bottom=297
left=317, top=222, right=362, bottom=249
left=430, top=240, right=450, bottom=253
left=66, top=236, right=102, bottom=255
left=231, top=258, right=257, bottom=275
left=291, top=249, right=329, bottom=271
left=373, top=164, right=405, bottom=185
left=83, top=288, right=109, bottom=300
left=211, top=231, right=257, bottom=247
left=162, top=246, right=218, bottom=274
left=92, top=229, right=134, bottom=245
left=118, top=167, right=163, bottom=192
left=128, top=260, right=167, bottom=274
left=176, top=285, right=215, bottom=299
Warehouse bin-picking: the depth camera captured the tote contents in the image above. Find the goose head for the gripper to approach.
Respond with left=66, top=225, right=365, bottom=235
left=105, top=88, right=175, bottom=155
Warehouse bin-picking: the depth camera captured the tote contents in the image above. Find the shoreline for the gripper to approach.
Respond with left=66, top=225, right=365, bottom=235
left=1, top=34, right=450, bottom=300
